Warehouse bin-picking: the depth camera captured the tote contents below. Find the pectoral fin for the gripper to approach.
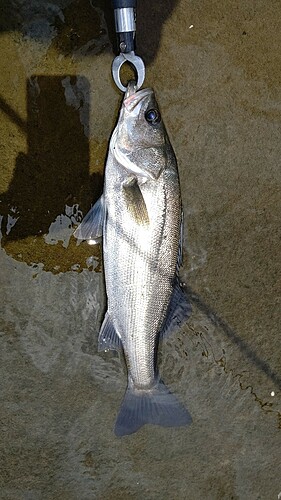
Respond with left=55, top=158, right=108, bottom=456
left=122, top=178, right=149, bottom=225
left=73, top=195, right=106, bottom=242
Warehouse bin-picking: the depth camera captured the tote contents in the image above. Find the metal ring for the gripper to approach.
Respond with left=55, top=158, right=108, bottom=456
left=112, top=52, right=145, bottom=92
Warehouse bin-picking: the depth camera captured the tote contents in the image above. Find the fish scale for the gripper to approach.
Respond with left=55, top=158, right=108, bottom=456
left=105, top=145, right=180, bottom=385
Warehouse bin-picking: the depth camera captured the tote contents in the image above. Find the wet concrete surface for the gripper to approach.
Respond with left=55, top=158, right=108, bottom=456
left=0, top=1, right=280, bottom=498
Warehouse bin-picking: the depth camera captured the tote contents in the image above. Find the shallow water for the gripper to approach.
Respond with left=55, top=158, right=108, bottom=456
left=0, top=1, right=280, bottom=498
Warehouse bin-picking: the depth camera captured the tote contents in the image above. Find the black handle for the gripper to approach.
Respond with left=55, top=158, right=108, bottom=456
left=112, top=0, right=137, bottom=53
left=112, top=0, right=136, bottom=8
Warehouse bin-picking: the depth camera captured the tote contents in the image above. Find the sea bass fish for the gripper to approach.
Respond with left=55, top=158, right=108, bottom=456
left=75, top=82, right=192, bottom=436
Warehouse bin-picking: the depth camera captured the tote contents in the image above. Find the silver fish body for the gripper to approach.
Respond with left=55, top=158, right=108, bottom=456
left=75, top=83, right=192, bottom=435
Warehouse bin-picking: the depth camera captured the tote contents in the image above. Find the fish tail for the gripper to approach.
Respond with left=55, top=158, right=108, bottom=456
left=114, top=380, right=192, bottom=437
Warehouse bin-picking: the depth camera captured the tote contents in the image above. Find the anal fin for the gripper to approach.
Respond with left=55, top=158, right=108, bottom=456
left=98, top=312, right=122, bottom=352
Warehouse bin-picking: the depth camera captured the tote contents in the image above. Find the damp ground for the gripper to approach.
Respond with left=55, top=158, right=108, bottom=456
left=0, top=1, right=280, bottom=499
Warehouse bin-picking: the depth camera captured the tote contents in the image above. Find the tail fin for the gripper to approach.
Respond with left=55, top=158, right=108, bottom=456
left=115, top=380, right=192, bottom=436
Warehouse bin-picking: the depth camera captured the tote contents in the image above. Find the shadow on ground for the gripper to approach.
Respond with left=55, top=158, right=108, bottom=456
left=0, top=75, right=102, bottom=242
left=186, top=286, right=281, bottom=392
left=0, top=0, right=179, bottom=64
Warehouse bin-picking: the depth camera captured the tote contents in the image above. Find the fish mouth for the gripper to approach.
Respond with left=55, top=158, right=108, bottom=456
left=124, top=80, right=137, bottom=98
left=123, top=81, right=153, bottom=113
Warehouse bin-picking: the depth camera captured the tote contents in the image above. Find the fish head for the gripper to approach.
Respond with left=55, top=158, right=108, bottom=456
left=111, top=81, right=170, bottom=181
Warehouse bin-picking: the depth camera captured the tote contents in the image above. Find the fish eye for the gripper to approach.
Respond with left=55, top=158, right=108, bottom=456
left=145, top=108, right=161, bottom=125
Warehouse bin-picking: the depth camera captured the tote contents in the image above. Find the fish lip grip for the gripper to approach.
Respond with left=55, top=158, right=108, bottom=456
left=112, top=52, right=145, bottom=93
left=111, top=0, right=145, bottom=92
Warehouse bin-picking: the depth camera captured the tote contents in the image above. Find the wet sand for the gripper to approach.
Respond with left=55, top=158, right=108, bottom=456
left=0, top=1, right=280, bottom=498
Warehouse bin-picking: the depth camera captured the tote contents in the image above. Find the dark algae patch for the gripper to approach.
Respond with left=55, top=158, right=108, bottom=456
left=1, top=233, right=101, bottom=274
left=52, top=0, right=111, bottom=57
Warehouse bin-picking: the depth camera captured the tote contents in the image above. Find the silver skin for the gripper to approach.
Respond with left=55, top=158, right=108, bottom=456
left=103, top=83, right=182, bottom=391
